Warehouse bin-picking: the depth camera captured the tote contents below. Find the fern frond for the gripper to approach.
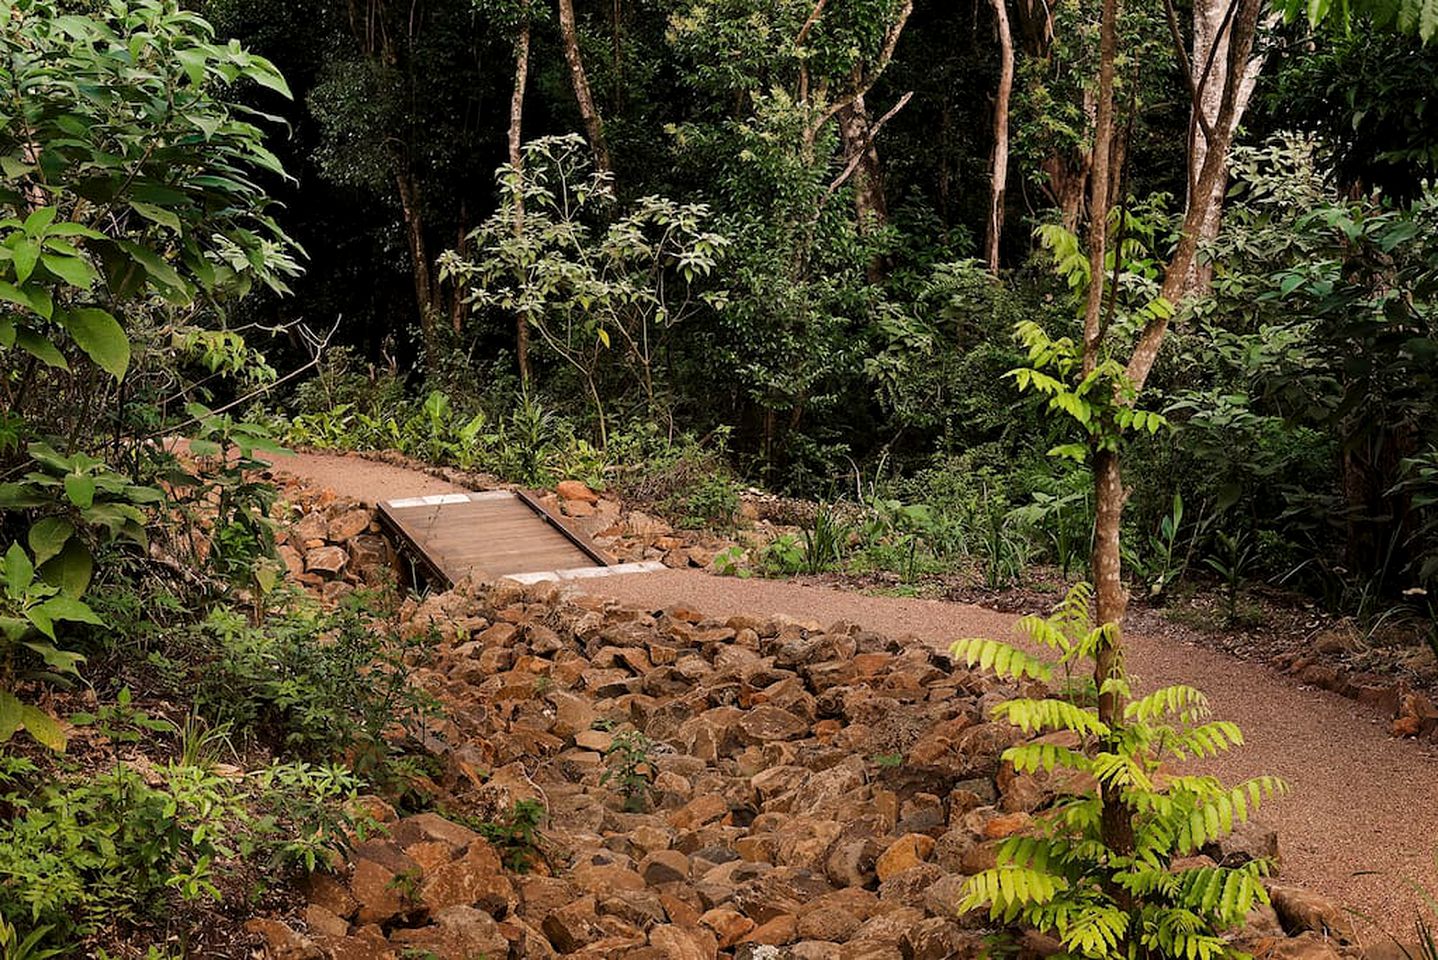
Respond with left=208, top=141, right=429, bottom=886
left=1060, top=903, right=1130, bottom=958
left=960, top=864, right=1069, bottom=919
left=1172, top=864, right=1268, bottom=924
left=1016, top=613, right=1074, bottom=654
left=1091, top=749, right=1155, bottom=791
left=1168, top=720, right=1244, bottom=759
left=993, top=697, right=1109, bottom=737
left=1174, top=777, right=1286, bottom=853
left=1140, top=907, right=1230, bottom=960
left=1004, top=741, right=1094, bottom=775
left=1074, top=621, right=1119, bottom=659
left=1126, top=685, right=1211, bottom=723
left=951, top=637, right=1054, bottom=682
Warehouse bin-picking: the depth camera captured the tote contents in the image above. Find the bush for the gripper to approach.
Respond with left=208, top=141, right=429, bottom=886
left=0, top=752, right=361, bottom=945
left=189, top=592, right=438, bottom=787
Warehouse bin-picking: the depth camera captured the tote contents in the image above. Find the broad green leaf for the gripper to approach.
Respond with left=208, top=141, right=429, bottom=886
left=129, top=201, right=183, bottom=232
left=63, top=307, right=130, bottom=380
left=5, top=542, right=34, bottom=593
left=12, top=238, right=39, bottom=283
left=64, top=473, right=95, bottom=509
left=22, top=641, right=85, bottom=674
left=0, top=691, right=22, bottom=741
left=0, top=317, right=12, bottom=347
left=23, top=206, right=57, bottom=236
left=244, top=54, right=294, bottom=98
left=38, top=595, right=103, bottom=625
left=42, top=253, right=96, bottom=289
left=0, top=156, right=32, bottom=181
left=15, top=328, right=67, bottom=370
left=19, top=703, right=66, bottom=751
left=0, top=280, right=32, bottom=312
left=0, top=483, right=48, bottom=508
left=27, top=516, right=74, bottom=566
left=176, top=46, right=209, bottom=86
left=42, top=539, right=93, bottom=598
left=115, top=239, right=188, bottom=295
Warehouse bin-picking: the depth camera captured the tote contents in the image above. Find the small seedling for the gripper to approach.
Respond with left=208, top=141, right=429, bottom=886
left=601, top=730, right=657, bottom=812
left=475, top=799, right=546, bottom=873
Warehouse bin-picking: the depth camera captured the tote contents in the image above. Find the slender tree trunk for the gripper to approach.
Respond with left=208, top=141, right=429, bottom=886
left=1080, top=0, right=1118, bottom=381
left=986, top=0, right=1015, bottom=274
left=394, top=169, right=437, bottom=348
left=1183, top=0, right=1267, bottom=294
left=556, top=0, right=612, bottom=177
left=509, top=18, right=532, bottom=385
left=1080, top=0, right=1133, bottom=862
left=1128, top=0, right=1261, bottom=389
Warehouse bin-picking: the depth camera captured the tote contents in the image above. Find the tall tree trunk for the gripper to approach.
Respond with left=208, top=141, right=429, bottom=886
left=1182, top=0, right=1266, bottom=294
left=1129, top=0, right=1261, bottom=389
left=1080, top=0, right=1134, bottom=861
left=509, top=18, right=532, bottom=385
left=395, top=169, right=438, bottom=348
left=556, top=0, right=612, bottom=177
left=986, top=0, right=1015, bottom=274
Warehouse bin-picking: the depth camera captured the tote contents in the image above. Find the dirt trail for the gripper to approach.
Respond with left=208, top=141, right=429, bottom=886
left=273, top=450, right=1438, bottom=933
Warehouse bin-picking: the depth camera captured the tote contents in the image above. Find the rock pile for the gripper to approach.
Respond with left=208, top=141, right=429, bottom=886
left=248, top=578, right=1357, bottom=960
left=272, top=478, right=394, bottom=599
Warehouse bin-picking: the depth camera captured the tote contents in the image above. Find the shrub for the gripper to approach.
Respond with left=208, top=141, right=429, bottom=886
left=0, top=752, right=360, bottom=946
left=190, top=592, right=438, bottom=786
left=952, top=582, right=1285, bottom=960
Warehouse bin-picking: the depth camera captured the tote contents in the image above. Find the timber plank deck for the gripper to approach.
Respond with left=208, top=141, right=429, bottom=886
left=377, top=490, right=642, bottom=587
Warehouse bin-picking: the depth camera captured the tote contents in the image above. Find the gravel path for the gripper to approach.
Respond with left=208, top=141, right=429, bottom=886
left=272, top=450, right=1438, bottom=933
left=268, top=449, right=469, bottom=501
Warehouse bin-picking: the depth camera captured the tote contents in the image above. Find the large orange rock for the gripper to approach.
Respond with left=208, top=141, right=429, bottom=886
left=557, top=480, right=599, bottom=503
left=875, top=833, right=936, bottom=882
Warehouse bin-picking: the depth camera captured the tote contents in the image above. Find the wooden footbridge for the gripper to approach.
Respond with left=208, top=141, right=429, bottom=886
left=376, top=490, right=661, bottom=587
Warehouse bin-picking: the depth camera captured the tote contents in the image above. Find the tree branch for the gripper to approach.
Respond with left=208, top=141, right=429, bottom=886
left=819, top=91, right=914, bottom=207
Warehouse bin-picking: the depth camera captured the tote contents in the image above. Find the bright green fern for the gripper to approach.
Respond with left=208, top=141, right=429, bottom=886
left=951, top=582, right=1287, bottom=960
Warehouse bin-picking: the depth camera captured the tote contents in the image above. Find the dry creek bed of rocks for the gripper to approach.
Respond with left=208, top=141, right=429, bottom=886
left=244, top=536, right=1371, bottom=960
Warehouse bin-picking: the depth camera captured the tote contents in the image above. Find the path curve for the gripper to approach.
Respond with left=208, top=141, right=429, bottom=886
left=272, top=450, right=1438, bottom=933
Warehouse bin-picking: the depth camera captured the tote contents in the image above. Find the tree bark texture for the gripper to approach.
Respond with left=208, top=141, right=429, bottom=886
left=837, top=91, right=890, bottom=232
left=1080, top=0, right=1119, bottom=379
left=986, top=0, right=1015, bottom=274
left=1127, top=0, right=1261, bottom=390
left=556, top=0, right=612, bottom=177
left=1182, top=0, right=1267, bottom=294
left=395, top=170, right=439, bottom=348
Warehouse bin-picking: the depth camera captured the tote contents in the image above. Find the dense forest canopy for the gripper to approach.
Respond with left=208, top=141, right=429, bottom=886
left=177, top=0, right=1438, bottom=602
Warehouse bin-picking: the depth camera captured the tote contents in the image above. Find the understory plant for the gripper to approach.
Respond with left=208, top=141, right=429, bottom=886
left=952, top=582, right=1285, bottom=960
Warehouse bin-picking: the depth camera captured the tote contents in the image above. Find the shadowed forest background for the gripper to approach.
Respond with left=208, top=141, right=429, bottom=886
left=203, top=0, right=1438, bottom=610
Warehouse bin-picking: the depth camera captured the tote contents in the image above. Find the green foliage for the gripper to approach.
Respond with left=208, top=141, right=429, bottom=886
left=0, top=918, right=62, bottom=960
left=952, top=583, right=1286, bottom=960
left=441, top=135, right=729, bottom=444
left=0, top=0, right=299, bottom=392
left=473, top=799, right=546, bottom=874
left=600, top=730, right=657, bottom=813
left=190, top=594, right=438, bottom=786
left=801, top=502, right=852, bottom=574
left=1204, top=531, right=1257, bottom=625
left=0, top=752, right=360, bottom=944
